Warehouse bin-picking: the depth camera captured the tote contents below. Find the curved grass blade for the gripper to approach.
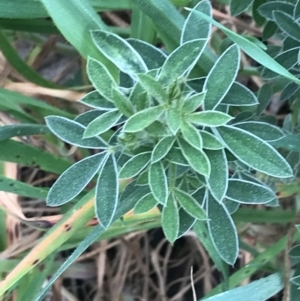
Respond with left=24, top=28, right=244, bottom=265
left=0, top=124, right=49, bottom=141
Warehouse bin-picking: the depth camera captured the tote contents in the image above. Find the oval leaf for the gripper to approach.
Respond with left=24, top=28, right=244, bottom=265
left=206, top=149, right=228, bottom=202
left=95, top=155, right=119, bottom=229
left=45, top=116, right=107, bottom=149
left=274, top=11, right=300, bottom=42
left=178, top=137, right=210, bottom=177
left=112, top=88, right=135, bottom=117
left=201, top=130, right=224, bottom=150
left=149, top=162, right=168, bottom=205
left=152, top=136, right=175, bottom=163
left=177, top=209, right=196, bottom=238
left=182, top=91, right=206, bottom=113
left=166, top=108, right=181, bottom=135
left=187, top=111, right=233, bottom=127
left=207, top=194, right=238, bottom=265
left=180, top=120, right=203, bottom=150
left=203, top=44, right=240, bottom=110
left=175, top=189, right=206, bottom=220
left=133, top=193, right=157, bottom=214
left=162, top=193, right=179, bottom=243
left=216, top=125, right=293, bottom=177
left=165, top=147, right=189, bottom=166
left=226, top=179, right=276, bottom=204
left=119, top=152, right=151, bottom=179
left=123, top=105, right=165, bottom=133
left=80, top=91, right=115, bottom=110
left=84, top=110, right=122, bottom=138
left=47, top=152, right=106, bottom=206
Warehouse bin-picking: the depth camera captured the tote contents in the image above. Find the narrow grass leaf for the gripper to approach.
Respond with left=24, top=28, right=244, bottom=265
left=258, top=1, right=294, bottom=20
left=216, top=125, right=293, bottom=177
left=133, top=193, right=157, bottom=214
left=91, top=30, right=148, bottom=77
left=180, top=120, right=202, bottom=150
left=162, top=193, right=179, bottom=243
left=149, top=162, right=168, bottom=205
left=127, top=38, right=167, bottom=69
left=112, top=88, right=135, bottom=117
left=84, top=110, right=122, bottom=138
left=203, top=44, right=240, bottom=110
left=206, top=149, right=228, bottom=202
left=0, top=175, right=48, bottom=200
left=221, top=82, right=258, bottom=106
left=80, top=91, right=115, bottom=110
left=230, top=0, right=254, bottom=16
left=166, top=147, right=189, bottom=166
left=46, top=116, right=108, bottom=149
left=47, top=153, right=106, bottom=206
left=175, top=189, right=206, bottom=220
left=207, top=194, right=238, bottom=265
left=119, top=152, right=151, bottom=178
left=177, top=209, right=196, bottom=238
left=95, top=155, right=119, bottom=228
left=87, top=57, right=117, bottom=101
left=0, top=124, right=49, bottom=141
left=201, top=131, right=224, bottom=150
left=181, top=0, right=212, bottom=43
left=178, top=137, right=210, bottom=177
left=182, top=91, right=206, bottom=113
left=166, top=108, right=181, bottom=135
left=187, top=111, right=233, bottom=127
left=186, top=8, right=300, bottom=85
left=152, top=136, right=175, bottom=163
left=123, top=105, right=165, bottom=132
left=226, top=179, right=276, bottom=204
left=274, top=11, right=300, bottom=42
left=158, top=39, right=208, bottom=86
left=138, top=73, right=168, bottom=104
left=235, top=121, right=284, bottom=141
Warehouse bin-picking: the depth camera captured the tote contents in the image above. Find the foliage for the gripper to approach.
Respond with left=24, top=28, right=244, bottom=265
left=0, top=0, right=300, bottom=300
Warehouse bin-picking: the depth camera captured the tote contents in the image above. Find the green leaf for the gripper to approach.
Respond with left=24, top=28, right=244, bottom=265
left=207, top=194, right=238, bottom=265
left=203, top=273, right=283, bottom=301
left=187, top=111, right=233, bottom=127
left=112, top=89, right=134, bottom=118
left=275, top=11, right=300, bottom=44
left=201, top=130, right=224, bottom=150
left=133, top=193, right=157, bottom=214
left=216, top=125, right=293, bottom=177
left=146, top=121, right=170, bottom=137
left=127, top=38, right=167, bottom=69
left=123, top=105, right=165, bottom=132
left=91, top=30, right=148, bottom=77
left=138, top=73, right=168, bottom=104
left=0, top=175, right=48, bottom=200
left=224, top=199, right=240, bottom=214
left=203, top=44, right=240, bottom=110
left=181, top=0, right=212, bottom=43
left=0, top=124, right=49, bottom=141
left=177, top=209, right=196, bottom=238
left=178, top=137, right=210, bottom=177
left=162, top=193, right=179, bottom=243
left=230, top=0, right=254, bottom=16
left=270, top=134, right=300, bottom=152
left=95, top=155, right=119, bottom=228
left=180, top=120, right=203, bottom=150
left=87, top=57, right=117, bottom=101
left=257, top=83, right=272, bottom=115
left=80, top=91, right=115, bottom=110
left=46, top=116, right=108, bottom=149
left=158, top=39, right=208, bottom=86
left=119, top=152, right=151, bottom=178
left=151, top=136, right=175, bottom=163
left=165, top=147, right=189, bottom=166
left=149, top=162, right=168, bottom=205
left=182, top=91, right=206, bottom=113
left=226, top=179, right=276, bottom=204
left=0, top=139, right=71, bottom=174
left=166, top=108, right=181, bottom=135
left=235, top=121, right=284, bottom=141
left=252, top=0, right=267, bottom=26
left=47, top=153, right=106, bottom=206
left=75, top=110, right=104, bottom=127
left=221, top=82, right=258, bottom=106
left=83, top=110, right=122, bottom=138
left=206, top=149, right=228, bottom=202
left=295, top=0, right=300, bottom=19
left=175, top=189, right=206, bottom=220
left=186, top=7, right=300, bottom=85
left=258, top=2, right=294, bottom=21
